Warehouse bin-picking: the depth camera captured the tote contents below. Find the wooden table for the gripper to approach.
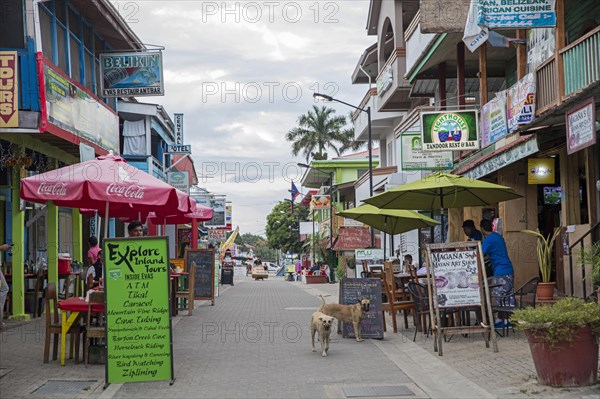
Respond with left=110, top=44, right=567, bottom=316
left=58, top=297, right=105, bottom=366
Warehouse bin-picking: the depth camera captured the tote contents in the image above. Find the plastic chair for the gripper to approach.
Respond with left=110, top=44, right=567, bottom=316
left=85, top=290, right=105, bottom=367
left=43, top=283, right=84, bottom=363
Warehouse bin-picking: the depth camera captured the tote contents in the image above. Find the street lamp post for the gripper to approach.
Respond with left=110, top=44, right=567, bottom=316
left=298, top=163, right=335, bottom=283
left=313, top=92, right=374, bottom=248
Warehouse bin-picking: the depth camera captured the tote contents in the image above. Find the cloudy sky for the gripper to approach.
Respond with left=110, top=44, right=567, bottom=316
left=115, top=1, right=374, bottom=236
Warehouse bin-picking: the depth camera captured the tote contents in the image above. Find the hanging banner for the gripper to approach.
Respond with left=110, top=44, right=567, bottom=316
left=0, top=51, right=18, bottom=128
left=225, top=203, right=232, bottom=230
left=400, top=134, right=454, bottom=170
left=507, top=74, right=536, bottom=133
left=104, top=236, right=174, bottom=384
left=421, top=110, right=479, bottom=151
left=527, top=28, right=555, bottom=74
left=43, top=61, right=119, bottom=152
left=480, top=90, right=509, bottom=148
left=476, top=0, right=556, bottom=29
left=100, top=51, right=164, bottom=97
left=310, top=194, right=331, bottom=210
left=566, top=98, right=596, bottom=155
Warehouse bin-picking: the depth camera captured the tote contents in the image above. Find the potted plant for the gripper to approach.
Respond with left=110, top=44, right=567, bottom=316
left=579, top=241, right=600, bottom=301
left=522, top=227, right=562, bottom=300
left=511, top=297, right=600, bottom=387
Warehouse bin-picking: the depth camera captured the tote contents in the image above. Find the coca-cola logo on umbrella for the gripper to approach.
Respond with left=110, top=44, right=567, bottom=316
left=106, top=183, right=145, bottom=199
left=37, top=182, right=68, bottom=196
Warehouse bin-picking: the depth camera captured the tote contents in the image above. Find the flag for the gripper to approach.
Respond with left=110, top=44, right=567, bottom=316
left=291, top=182, right=300, bottom=213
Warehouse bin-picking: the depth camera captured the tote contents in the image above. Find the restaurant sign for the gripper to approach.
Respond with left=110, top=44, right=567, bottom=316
left=480, top=90, right=509, bottom=148
left=310, top=194, right=331, bottom=210
left=400, top=134, right=454, bottom=170
left=475, top=0, right=556, bottom=29
left=528, top=158, right=555, bottom=184
left=566, top=98, right=596, bottom=155
left=167, top=171, right=189, bottom=194
left=0, top=51, right=18, bottom=128
left=44, top=61, right=119, bottom=152
left=195, top=195, right=226, bottom=228
left=104, top=237, right=174, bottom=384
left=507, top=73, right=536, bottom=133
left=100, top=51, right=164, bottom=97
left=421, top=110, right=479, bottom=151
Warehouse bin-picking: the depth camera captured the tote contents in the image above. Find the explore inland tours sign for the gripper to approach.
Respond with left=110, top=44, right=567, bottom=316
left=104, top=236, right=174, bottom=385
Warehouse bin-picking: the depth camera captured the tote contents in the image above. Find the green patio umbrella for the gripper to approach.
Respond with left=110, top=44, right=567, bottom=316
left=337, top=204, right=440, bottom=260
left=363, top=172, right=522, bottom=242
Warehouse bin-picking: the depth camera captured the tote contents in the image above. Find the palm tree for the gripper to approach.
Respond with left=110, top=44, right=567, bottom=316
left=286, top=105, right=364, bottom=162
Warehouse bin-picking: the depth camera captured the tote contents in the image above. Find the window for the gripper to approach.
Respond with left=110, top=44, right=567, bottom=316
left=0, top=0, right=25, bottom=48
left=386, top=141, right=394, bottom=166
left=39, top=10, right=53, bottom=61
left=69, top=36, right=81, bottom=80
left=56, top=24, right=67, bottom=71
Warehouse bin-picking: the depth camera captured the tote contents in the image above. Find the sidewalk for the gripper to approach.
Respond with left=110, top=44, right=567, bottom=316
left=297, top=278, right=600, bottom=399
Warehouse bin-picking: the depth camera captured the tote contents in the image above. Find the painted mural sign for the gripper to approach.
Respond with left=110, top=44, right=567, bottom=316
left=421, top=110, right=479, bottom=151
left=401, top=134, right=454, bottom=170
left=566, top=98, right=596, bottom=155
left=476, top=0, right=556, bottom=29
left=44, top=62, right=119, bottom=152
left=100, top=52, right=164, bottom=97
left=0, top=51, right=18, bottom=128
left=507, top=73, right=536, bottom=133
left=480, top=90, right=509, bottom=148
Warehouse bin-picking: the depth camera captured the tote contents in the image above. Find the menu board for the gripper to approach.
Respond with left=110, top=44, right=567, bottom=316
left=339, top=278, right=384, bottom=339
left=185, top=249, right=215, bottom=303
left=104, top=237, right=174, bottom=384
left=428, top=249, right=481, bottom=308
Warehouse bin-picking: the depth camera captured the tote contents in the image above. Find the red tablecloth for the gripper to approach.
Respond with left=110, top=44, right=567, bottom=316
left=58, top=297, right=105, bottom=313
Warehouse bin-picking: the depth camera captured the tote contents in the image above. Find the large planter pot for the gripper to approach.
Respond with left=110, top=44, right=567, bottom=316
left=526, top=325, right=598, bottom=386
left=536, top=281, right=556, bottom=300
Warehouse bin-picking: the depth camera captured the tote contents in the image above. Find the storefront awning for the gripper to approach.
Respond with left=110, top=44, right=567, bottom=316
left=330, top=227, right=380, bottom=251
left=454, top=135, right=538, bottom=179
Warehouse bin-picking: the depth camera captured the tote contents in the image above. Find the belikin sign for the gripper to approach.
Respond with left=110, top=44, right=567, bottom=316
left=421, top=110, right=479, bottom=151
left=100, top=51, right=164, bottom=97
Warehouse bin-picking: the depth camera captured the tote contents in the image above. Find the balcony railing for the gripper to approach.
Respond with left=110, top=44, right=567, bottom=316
left=151, top=156, right=165, bottom=180
left=561, top=26, right=600, bottom=97
left=535, top=56, right=558, bottom=115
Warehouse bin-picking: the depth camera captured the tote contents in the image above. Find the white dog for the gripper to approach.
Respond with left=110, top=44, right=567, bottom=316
left=311, top=311, right=334, bottom=357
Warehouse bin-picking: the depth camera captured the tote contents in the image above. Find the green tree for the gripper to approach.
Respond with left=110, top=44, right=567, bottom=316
left=285, top=105, right=363, bottom=162
left=265, top=201, right=309, bottom=254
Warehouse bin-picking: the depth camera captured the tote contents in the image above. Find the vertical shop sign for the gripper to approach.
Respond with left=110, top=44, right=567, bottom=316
left=507, top=74, right=536, bottom=132
left=0, top=51, right=18, bottom=128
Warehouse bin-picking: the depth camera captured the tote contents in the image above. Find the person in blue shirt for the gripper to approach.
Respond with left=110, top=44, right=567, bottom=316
left=480, top=219, right=514, bottom=329
left=462, top=219, right=483, bottom=241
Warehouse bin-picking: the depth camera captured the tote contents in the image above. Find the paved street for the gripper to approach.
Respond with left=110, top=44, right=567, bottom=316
left=1, top=275, right=599, bottom=398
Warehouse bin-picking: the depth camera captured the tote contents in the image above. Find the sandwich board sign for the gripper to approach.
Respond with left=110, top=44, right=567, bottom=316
left=103, top=236, right=175, bottom=385
left=424, top=241, right=497, bottom=356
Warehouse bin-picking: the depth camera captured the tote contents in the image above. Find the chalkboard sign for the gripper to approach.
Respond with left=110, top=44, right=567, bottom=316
left=221, top=263, right=234, bottom=286
left=339, top=278, right=384, bottom=339
left=185, top=249, right=215, bottom=305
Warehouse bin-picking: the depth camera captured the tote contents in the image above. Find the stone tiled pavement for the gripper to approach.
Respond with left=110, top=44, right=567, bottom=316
left=1, top=275, right=599, bottom=398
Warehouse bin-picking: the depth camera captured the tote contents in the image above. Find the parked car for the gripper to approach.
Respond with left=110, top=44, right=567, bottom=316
left=262, top=262, right=281, bottom=274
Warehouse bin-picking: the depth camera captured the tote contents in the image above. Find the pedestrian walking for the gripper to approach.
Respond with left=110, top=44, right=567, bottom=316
left=0, top=243, right=12, bottom=330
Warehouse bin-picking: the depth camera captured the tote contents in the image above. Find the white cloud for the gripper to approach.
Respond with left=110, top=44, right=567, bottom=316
left=113, top=0, right=373, bottom=236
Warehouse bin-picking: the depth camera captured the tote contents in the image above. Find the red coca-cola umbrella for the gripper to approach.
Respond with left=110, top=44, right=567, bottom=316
left=148, top=202, right=213, bottom=224
left=20, top=153, right=193, bottom=236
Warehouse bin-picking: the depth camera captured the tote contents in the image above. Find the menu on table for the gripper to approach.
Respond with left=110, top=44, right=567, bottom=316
left=104, top=237, right=174, bottom=384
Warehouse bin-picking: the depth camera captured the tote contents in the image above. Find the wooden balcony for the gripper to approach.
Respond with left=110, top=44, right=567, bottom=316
left=561, top=26, right=600, bottom=97
left=535, top=56, right=558, bottom=115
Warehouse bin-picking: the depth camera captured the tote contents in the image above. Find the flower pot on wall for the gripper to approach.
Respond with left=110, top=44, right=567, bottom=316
left=536, top=281, right=556, bottom=300
left=526, top=325, right=598, bottom=386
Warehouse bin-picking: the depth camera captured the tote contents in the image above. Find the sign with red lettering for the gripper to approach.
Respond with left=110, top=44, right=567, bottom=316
left=508, top=73, right=536, bottom=132
left=0, top=51, right=18, bottom=128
